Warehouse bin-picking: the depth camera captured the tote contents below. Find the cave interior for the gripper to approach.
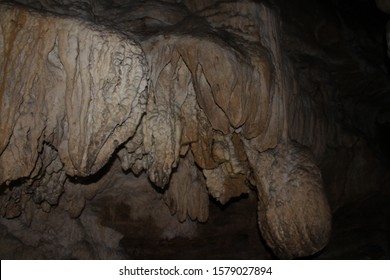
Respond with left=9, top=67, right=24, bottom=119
left=0, top=0, right=390, bottom=260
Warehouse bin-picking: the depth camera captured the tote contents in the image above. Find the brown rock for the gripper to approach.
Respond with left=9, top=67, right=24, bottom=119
left=0, top=4, right=148, bottom=183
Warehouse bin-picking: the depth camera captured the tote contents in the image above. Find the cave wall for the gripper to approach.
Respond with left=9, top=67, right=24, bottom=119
left=0, top=0, right=389, bottom=259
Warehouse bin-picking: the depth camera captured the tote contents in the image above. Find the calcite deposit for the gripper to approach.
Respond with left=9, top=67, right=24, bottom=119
left=0, top=4, right=148, bottom=182
left=0, top=0, right=389, bottom=259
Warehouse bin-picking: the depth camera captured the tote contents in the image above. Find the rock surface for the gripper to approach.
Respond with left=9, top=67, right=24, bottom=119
left=0, top=0, right=389, bottom=259
left=0, top=4, right=148, bottom=182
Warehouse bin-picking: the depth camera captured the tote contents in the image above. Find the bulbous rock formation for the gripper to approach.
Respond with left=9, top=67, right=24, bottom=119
left=0, top=2, right=331, bottom=259
left=3, top=0, right=388, bottom=259
left=246, top=141, right=331, bottom=258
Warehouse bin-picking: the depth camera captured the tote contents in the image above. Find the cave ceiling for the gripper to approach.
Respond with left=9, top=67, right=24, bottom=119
left=0, top=0, right=389, bottom=259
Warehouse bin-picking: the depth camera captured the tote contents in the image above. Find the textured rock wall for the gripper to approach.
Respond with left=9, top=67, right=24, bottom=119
left=0, top=159, right=197, bottom=259
left=1, top=0, right=389, bottom=259
left=0, top=4, right=148, bottom=182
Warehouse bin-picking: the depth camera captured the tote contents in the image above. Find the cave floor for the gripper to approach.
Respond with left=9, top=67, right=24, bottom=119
left=113, top=191, right=390, bottom=260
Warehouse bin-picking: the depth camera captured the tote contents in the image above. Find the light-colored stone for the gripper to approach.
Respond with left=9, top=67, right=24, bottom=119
left=1, top=0, right=387, bottom=260
left=0, top=4, right=148, bottom=183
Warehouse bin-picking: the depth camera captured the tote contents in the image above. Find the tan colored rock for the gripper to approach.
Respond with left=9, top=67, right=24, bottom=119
left=242, top=6, right=331, bottom=258
left=164, top=153, right=209, bottom=222
left=0, top=4, right=148, bottom=183
left=203, top=133, right=250, bottom=204
left=246, top=141, right=332, bottom=259
left=3, top=0, right=373, bottom=260
left=0, top=2, right=329, bottom=260
left=136, top=21, right=271, bottom=186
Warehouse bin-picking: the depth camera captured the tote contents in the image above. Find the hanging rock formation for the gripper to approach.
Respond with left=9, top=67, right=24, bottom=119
left=0, top=4, right=149, bottom=181
left=1, top=0, right=389, bottom=259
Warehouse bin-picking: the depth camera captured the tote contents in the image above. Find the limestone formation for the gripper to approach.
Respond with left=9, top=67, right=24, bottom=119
left=0, top=0, right=389, bottom=259
left=246, top=141, right=332, bottom=258
left=0, top=4, right=148, bottom=183
left=0, top=2, right=331, bottom=259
